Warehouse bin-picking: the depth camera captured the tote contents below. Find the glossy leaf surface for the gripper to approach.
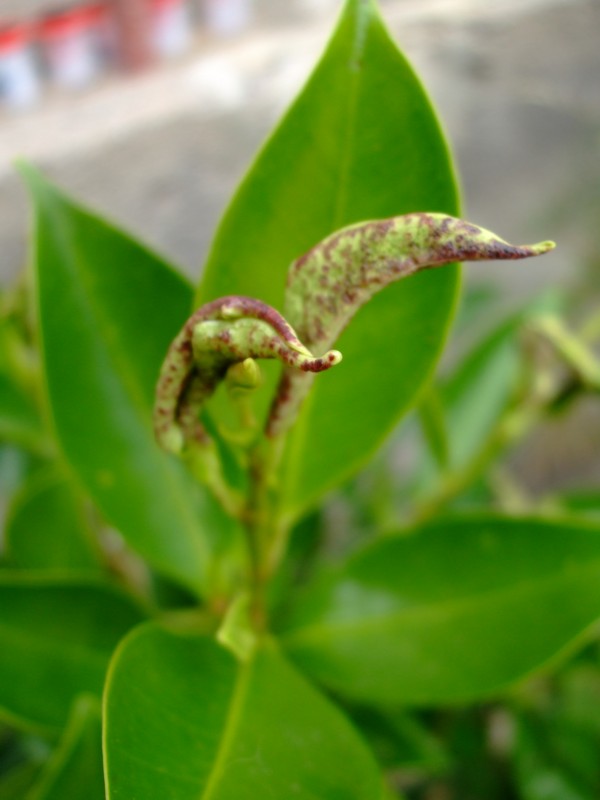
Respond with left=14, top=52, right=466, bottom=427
left=281, top=515, right=600, bottom=705
left=26, top=696, right=104, bottom=800
left=105, top=624, right=382, bottom=799
left=197, top=0, right=459, bottom=516
left=6, top=468, right=101, bottom=573
left=0, top=575, right=143, bottom=732
left=22, top=165, right=215, bottom=594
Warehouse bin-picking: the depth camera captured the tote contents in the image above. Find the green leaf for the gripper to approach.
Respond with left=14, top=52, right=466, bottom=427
left=422, top=293, right=564, bottom=479
left=417, top=385, right=450, bottom=471
left=0, top=574, right=144, bottom=733
left=197, top=0, right=459, bottom=516
left=559, top=491, right=600, bottom=520
left=104, top=623, right=383, bottom=799
left=280, top=515, right=600, bottom=705
left=26, top=696, right=104, bottom=800
left=21, top=164, right=223, bottom=595
left=0, top=729, right=45, bottom=800
left=0, top=373, right=44, bottom=454
left=514, top=717, right=594, bottom=800
left=440, top=317, right=520, bottom=470
left=5, top=467, right=101, bottom=573
left=0, top=312, right=45, bottom=454
left=349, top=706, right=449, bottom=773
left=0, top=763, right=41, bottom=800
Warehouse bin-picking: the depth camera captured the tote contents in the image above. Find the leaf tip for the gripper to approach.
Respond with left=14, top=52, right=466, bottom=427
left=530, top=240, right=556, bottom=256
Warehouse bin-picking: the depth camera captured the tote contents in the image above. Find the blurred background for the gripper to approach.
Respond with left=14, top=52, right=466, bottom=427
left=0, top=0, right=598, bottom=290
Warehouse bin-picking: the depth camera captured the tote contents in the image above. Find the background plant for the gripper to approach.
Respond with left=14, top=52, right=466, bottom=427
left=1, top=1, right=600, bottom=798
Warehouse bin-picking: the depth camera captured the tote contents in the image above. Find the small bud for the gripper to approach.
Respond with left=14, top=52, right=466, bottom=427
left=226, top=358, right=262, bottom=391
left=153, top=296, right=340, bottom=454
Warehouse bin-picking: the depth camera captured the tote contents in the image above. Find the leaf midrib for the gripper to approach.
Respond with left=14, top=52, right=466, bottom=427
left=200, top=658, right=253, bottom=800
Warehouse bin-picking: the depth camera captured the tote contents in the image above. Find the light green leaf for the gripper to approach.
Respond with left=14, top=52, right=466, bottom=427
left=21, top=164, right=226, bottom=595
left=439, top=293, right=563, bottom=473
left=441, top=318, right=519, bottom=469
left=26, top=696, right=104, bottom=800
left=417, top=385, right=450, bottom=472
left=196, top=0, right=459, bottom=516
left=6, top=467, right=101, bottom=573
left=104, top=623, right=383, bottom=799
left=0, top=574, right=144, bottom=733
left=280, top=515, right=600, bottom=705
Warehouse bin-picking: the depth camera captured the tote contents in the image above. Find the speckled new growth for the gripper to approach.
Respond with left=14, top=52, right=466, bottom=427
left=154, top=213, right=555, bottom=455
left=266, top=213, right=555, bottom=435
left=153, top=295, right=341, bottom=454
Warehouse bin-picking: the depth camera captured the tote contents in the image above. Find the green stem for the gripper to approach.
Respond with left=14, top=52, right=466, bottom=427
left=242, top=444, right=275, bottom=630
left=533, top=315, right=600, bottom=390
left=407, top=406, right=534, bottom=527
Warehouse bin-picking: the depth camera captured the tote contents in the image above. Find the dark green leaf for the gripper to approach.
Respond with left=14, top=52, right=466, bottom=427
left=197, top=0, right=459, bottom=516
left=26, top=695, right=104, bottom=800
left=349, top=706, right=449, bottom=773
left=21, top=164, right=226, bottom=595
left=0, top=574, right=143, bottom=733
left=5, top=467, right=101, bottom=573
left=514, top=717, right=594, bottom=800
left=0, top=729, right=45, bottom=800
left=280, top=515, right=600, bottom=705
left=0, top=762, right=41, bottom=800
left=105, top=623, right=383, bottom=799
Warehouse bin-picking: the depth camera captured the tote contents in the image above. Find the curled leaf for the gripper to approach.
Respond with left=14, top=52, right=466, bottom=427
left=267, top=213, right=555, bottom=435
left=153, top=296, right=341, bottom=455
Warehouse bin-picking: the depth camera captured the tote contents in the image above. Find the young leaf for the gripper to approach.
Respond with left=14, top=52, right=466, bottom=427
left=197, top=0, right=460, bottom=516
left=6, top=467, right=102, bottom=573
left=26, top=695, right=104, bottom=800
left=0, top=574, right=144, bottom=733
left=20, top=164, right=221, bottom=595
left=280, top=515, right=600, bottom=705
left=268, top=214, right=552, bottom=438
left=104, top=624, right=383, bottom=799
